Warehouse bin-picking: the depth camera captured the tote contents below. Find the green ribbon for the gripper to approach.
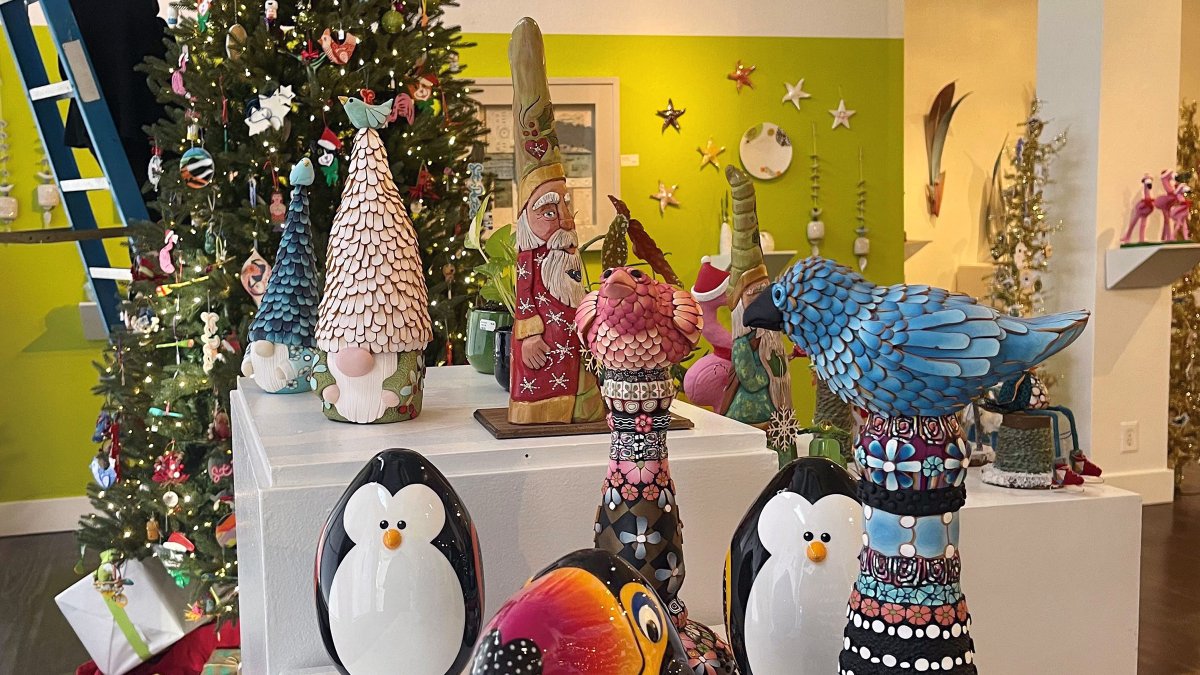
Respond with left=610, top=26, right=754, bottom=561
left=104, top=595, right=152, bottom=661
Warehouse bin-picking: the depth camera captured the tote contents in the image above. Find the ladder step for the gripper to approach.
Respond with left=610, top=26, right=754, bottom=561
left=29, top=80, right=74, bottom=101
left=60, top=177, right=110, bottom=192
left=0, top=226, right=128, bottom=244
left=89, top=266, right=133, bottom=281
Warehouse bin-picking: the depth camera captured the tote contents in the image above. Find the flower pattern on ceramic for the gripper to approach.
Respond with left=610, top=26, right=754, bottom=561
left=618, top=516, right=662, bottom=560
left=864, top=439, right=922, bottom=490
left=655, top=551, right=685, bottom=595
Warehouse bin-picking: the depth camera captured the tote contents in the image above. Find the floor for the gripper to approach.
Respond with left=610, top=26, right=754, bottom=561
left=1, top=495, right=1197, bottom=675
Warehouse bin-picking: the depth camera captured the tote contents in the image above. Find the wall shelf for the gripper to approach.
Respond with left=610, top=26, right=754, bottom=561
left=1104, top=242, right=1200, bottom=290
left=905, top=239, right=931, bottom=259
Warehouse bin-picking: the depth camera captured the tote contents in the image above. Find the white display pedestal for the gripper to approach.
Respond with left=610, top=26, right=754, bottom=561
left=233, top=366, right=1142, bottom=675
left=232, top=365, right=779, bottom=674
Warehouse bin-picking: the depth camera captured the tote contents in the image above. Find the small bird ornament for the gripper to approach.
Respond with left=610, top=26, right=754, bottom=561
left=340, top=94, right=395, bottom=130
left=745, top=256, right=1090, bottom=418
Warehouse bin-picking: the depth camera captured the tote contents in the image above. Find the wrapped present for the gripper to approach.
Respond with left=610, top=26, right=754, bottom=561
left=56, top=556, right=205, bottom=675
left=202, top=648, right=241, bottom=674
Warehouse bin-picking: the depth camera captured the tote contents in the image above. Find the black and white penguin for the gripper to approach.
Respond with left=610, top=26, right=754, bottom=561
left=725, top=456, right=861, bottom=675
left=315, top=448, right=483, bottom=675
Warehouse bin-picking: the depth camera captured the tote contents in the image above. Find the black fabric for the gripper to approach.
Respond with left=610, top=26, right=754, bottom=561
left=61, top=0, right=166, bottom=182
left=859, top=481, right=967, bottom=516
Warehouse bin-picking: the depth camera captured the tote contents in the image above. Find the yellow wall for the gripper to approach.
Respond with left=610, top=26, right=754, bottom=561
left=463, top=32, right=904, bottom=422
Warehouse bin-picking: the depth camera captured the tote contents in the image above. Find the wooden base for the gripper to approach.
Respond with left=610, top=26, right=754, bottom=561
left=473, top=407, right=694, bottom=439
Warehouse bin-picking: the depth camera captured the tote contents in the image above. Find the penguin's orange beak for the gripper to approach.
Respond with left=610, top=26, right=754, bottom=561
left=382, top=528, right=402, bottom=550
left=806, top=541, right=827, bottom=563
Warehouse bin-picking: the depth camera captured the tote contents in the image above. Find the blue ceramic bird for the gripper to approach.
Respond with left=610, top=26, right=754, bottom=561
left=290, top=157, right=315, bottom=187
left=745, top=257, right=1090, bottom=417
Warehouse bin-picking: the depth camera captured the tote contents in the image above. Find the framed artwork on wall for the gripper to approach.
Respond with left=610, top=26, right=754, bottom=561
left=472, top=78, right=620, bottom=247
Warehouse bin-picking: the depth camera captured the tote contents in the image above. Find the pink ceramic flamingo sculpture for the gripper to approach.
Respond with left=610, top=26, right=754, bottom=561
left=1156, top=169, right=1181, bottom=240
left=1122, top=174, right=1156, bottom=244
left=682, top=256, right=734, bottom=411
left=1166, top=184, right=1194, bottom=242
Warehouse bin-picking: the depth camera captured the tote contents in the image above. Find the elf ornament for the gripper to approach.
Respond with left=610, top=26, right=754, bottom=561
left=313, top=98, right=432, bottom=424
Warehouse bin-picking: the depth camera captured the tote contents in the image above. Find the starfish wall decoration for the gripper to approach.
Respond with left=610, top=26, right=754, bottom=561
left=650, top=181, right=680, bottom=215
left=782, top=79, right=811, bottom=109
left=697, top=138, right=725, bottom=170
left=727, top=60, right=756, bottom=92
left=655, top=98, right=686, bottom=133
left=830, top=99, right=857, bottom=130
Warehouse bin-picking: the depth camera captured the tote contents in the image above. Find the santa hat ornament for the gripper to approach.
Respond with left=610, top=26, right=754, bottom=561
left=691, top=255, right=730, bottom=303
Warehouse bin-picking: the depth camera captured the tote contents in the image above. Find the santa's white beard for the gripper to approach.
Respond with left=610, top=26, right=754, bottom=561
left=327, top=351, right=399, bottom=423
left=517, top=212, right=585, bottom=307
left=247, top=341, right=295, bottom=393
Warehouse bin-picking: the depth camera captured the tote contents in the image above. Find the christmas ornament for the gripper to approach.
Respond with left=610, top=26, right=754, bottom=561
left=697, top=137, right=725, bottom=171
left=152, top=449, right=189, bottom=485
left=382, top=3, right=405, bottom=33
left=465, top=161, right=485, bottom=220
left=158, top=229, right=178, bottom=275
left=226, top=24, right=247, bottom=61
left=340, top=94, right=393, bottom=129
left=655, top=98, right=686, bottom=133
left=200, top=311, right=224, bottom=373
left=245, top=85, right=295, bottom=136
left=162, top=490, right=179, bottom=508
left=180, top=147, right=214, bottom=188
left=208, top=457, right=233, bottom=483
left=156, top=532, right=195, bottom=587
left=781, top=78, right=811, bottom=110
left=390, top=93, right=415, bottom=126
left=90, top=451, right=117, bottom=489
left=263, top=0, right=278, bottom=24
left=408, top=70, right=437, bottom=103
left=147, top=144, right=163, bottom=191
left=197, top=0, right=211, bottom=32
left=319, top=29, right=358, bottom=65
left=208, top=408, right=232, bottom=441
left=924, top=82, right=970, bottom=217
left=241, top=248, right=272, bottom=306
left=739, top=122, right=792, bottom=180
left=408, top=162, right=438, bottom=201
left=854, top=147, right=870, bottom=271
left=727, top=60, right=756, bottom=92
left=268, top=190, right=286, bottom=224
left=171, top=46, right=191, bottom=100
left=316, top=126, right=343, bottom=186
left=215, top=514, right=236, bottom=547
left=146, top=516, right=160, bottom=542
left=829, top=99, right=855, bottom=130
left=93, top=549, right=129, bottom=607
left=650, top=180, right=680, bottom=215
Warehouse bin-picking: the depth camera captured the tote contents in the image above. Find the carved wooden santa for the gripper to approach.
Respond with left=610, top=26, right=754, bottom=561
left=313, top=95, right=431, bottom=424
left=506, top=17, right=603, bottom=425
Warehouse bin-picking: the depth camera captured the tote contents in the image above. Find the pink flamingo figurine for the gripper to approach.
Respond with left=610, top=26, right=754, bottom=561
left=1122, top=174, right=1156, bottom=244
left=1167, top=184, right=1194, bottom=242
left=1156, top=169, right=1181, bottom=240
left=683, top=256, right=734, bottom=411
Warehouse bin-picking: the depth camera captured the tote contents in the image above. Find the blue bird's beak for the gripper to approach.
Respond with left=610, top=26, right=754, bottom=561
left=745, top=289, right=784, bottom=331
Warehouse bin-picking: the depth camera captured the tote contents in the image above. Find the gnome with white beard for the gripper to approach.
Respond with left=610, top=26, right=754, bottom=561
left=312, top=95, right=432, bottom=424
left=241, top=158, right=321, bottom=394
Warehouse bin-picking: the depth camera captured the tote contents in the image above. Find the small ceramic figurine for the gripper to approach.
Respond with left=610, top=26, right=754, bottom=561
left=313, top=98, right=431, bottom=424
left=316, top=449, right=483, bottom=675
left=470, top=548, right=689, bottom=675
left=725, top=457, right=861, bottom=675
left=576, top=267, right=737, bottom=674
left=1122, top=174, right=1156, bottom=244
left=242, top=158, right=321, bottom=394
left=506, top=18, right=603, bottom=426
left=1167, top=184, right=1194, bottom=242
left=744, top=256, right=1091, bottom=675
left=681, top=256, right=734, bottom=411
left=1154, top=169, right=1181, bottom=239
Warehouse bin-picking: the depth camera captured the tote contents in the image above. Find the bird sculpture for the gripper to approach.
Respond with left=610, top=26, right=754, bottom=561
left=576, top=267, right=738, bottom=675
left=745, top=256, right=1090, bottom=418
left=339, top=95, right=394, bottom=130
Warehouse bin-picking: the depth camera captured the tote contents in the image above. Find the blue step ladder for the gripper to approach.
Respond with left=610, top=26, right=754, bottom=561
left=0, top=0, right=150, bottom=336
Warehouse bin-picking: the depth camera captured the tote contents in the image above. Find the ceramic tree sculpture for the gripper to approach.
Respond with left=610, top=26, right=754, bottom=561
left=314, top=97, right=431, bottom=424
left=744, top=256, right=1090, bottom=675
left=506, top=17, right=603, bottom=426
left=242, top=158, right=321, bottom=394
left=723, top=165, right=798, bottom=465
left=682, top=256, right=734, bottom=411
left=575, top=267, right=737, bottom=675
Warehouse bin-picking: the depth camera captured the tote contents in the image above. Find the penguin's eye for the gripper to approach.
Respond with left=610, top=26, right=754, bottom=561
left=631, top=592, right=663, bottom=643
left=396, top=520, right=407, bottom=530
left=378, top=520, right=388, bottom=529
left=821, top=533, right=831, bottom=543
left=771, top=284, right=787, bottom=308
left=803, top=531, right=814, bottom=541
left=602, top=269, right=613, bottom=279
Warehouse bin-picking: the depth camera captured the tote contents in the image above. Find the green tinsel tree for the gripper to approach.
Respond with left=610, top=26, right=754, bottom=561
left=987, top=99, right=1067, bottom=318
left=1169, top=100, right=1200, bottom=489
left=78, top=0, right=484, bottom=620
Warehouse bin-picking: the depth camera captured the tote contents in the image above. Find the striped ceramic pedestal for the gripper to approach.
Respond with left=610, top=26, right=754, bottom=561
left=840, top=413, right=977, bottom=675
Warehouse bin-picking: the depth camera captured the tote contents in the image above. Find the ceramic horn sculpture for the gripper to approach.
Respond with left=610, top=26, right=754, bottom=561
left=313, top=96, right=431, bottom=424
left=506, top=17, right=603, bottom=426
left=242, top=158, right=321, bottom=394
left=470, top=548, right=689, bottom=675
left=744, top=255, right=1090, bottom=675
left=315, top=449, right=483, bottom=675
left=576, top=268, right=738, bottom=674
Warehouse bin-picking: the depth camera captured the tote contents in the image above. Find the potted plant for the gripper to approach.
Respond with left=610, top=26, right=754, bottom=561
left=464, top=197, right=516, bottom=383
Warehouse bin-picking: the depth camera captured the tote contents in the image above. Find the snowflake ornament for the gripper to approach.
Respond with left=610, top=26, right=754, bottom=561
left=767, top=406, right=802, bottom=450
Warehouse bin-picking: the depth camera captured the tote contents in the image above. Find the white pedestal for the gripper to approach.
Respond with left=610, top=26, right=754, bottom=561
left=232, top=365, right=779, bottom=675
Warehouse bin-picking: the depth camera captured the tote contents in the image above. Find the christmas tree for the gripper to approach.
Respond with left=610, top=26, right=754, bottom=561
left=1169, top=100, right=1200, bottom=489
left=986, top=99, right=1067, bottom=317
left=79, top=0, right=484, bottom=620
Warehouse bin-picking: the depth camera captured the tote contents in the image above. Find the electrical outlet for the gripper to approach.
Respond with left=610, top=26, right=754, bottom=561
left=1120, top=421, right=1139, bottom=453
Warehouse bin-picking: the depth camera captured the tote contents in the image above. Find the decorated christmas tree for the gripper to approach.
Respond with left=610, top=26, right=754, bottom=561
left=79, top=0, right=484, bottom=621
left=986, top=99, right=1067, bottom=317
left=1169, top=100, right=1200, bottom=489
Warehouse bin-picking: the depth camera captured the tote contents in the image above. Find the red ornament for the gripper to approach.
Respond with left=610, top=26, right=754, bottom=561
left=300, top=39, right=322, bottom=62
left=152, top=449, right=190, bottom=485
left=407, top=163, right=438, bottom=201
left=358, top=88, right=376, bottom=105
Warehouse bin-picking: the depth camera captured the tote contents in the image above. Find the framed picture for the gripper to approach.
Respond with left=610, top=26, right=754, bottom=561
left=472, top=78, right=620, bottom=247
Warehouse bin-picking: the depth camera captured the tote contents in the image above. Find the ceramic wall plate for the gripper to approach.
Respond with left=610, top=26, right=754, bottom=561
left=738, top=122, right=793, bottom=180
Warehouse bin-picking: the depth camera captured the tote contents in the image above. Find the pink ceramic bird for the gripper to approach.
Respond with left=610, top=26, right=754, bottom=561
left=682, top=258, right=734, bottom=410
left=1155, top=169, right=1181, bottom=238
left=1122, top=174, right=1156, bottom=244
left=576, top=267, right=702, bottom=371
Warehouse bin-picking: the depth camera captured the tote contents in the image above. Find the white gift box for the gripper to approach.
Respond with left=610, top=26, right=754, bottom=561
left=55, top=558, right=205, bottom=675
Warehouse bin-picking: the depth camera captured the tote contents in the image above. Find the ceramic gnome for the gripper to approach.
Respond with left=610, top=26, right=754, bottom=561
left=315, top=449, right=483, bottom=675
left=313, top=97, right=431, bottom=423
left=744, top=255, right=1091, bottom=675
left=575, top=268, right=738, bottom=675
left=506, top=17, right=603, bottom=426
left=470, top=548, right=689, bottom=675
left=682, top=256, right=734, bottom=411
left=723, top=165, right=798, bottom=465
left=725, top=457, right=861, bottom=675
left=242, top=158, right=321, bottom=393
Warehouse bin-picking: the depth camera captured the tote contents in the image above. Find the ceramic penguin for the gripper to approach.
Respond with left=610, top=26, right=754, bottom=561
left=725, top=457, right=860, bottom=675
left=471, top=548, right=689, bottom=675
left=315, top=449, right=483, bottom=675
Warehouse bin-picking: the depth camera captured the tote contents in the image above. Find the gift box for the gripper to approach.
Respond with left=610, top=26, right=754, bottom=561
left=201, top=648, right=241, bottom=674
left=56, top=557, right=205, bottom=675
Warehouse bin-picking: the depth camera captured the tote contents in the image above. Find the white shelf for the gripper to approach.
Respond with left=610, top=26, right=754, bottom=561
left=1105, top=242, right=1200, bottom=289
left=763, top=249, right=798, bottom=279
left=904, top=239, right=931, bottom=259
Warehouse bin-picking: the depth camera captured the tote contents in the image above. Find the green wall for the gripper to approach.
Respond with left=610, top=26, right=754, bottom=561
left=461, top=33, right=904, bottom=423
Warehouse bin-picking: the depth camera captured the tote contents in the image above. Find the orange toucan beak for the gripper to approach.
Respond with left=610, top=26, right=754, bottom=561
left=807, top=541, right=827, bottom=563
left=382, top=529, right=402, bottom=550
left=603, top=269, right=636, bottom=299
